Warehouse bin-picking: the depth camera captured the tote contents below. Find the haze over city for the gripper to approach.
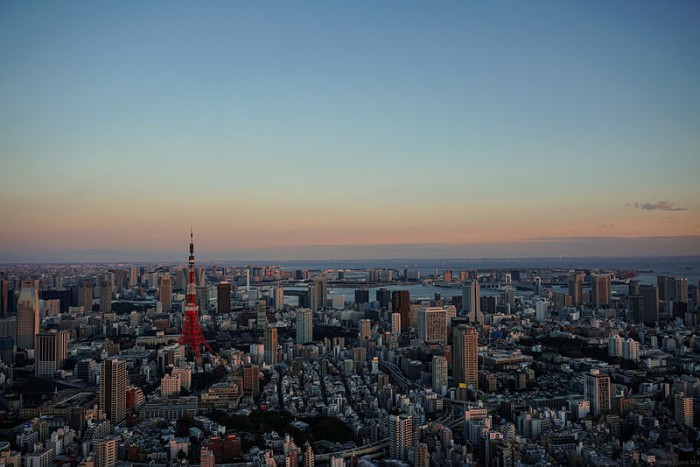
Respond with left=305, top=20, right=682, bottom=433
left=1, top=1, right=699, bottom=262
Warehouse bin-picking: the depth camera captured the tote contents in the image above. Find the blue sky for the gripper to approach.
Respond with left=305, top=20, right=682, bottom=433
left=1, top=1, right=699, bottom=261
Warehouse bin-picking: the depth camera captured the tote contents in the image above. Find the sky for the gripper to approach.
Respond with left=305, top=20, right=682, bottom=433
left=1, top=1, right=699, bottom=262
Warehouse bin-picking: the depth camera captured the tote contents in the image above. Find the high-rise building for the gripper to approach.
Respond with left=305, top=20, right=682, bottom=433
left=432, top=355, right=448, bottom=395
left=418, top=307, right=447, bottom=344
left=200, top=447, right=216, bottom=467
left=273, top=287, right=284, bottom=311
left=78, top=280, right=93, bottom=312
left=358, top=318, right=371, bottom=342
left=376, top=288, right=391, bottom=310
left=659, top=276, right=689, bottom=303
left=453, top=324, right=478, bottom=388
left=243, top=365, right=260, bottom=397
left=264, top=327, right=278, bottom=366
left=392, top=291, right=410, bottom=332
left=622, top=338, right=640, bottom=362
left=99, top=281, right=112, bottom=312
left=96, top=438, right=117, bottom=467
left=391, top=313, right=401, bottom=335
left=584, top=369, right=611, bottom=417
left=591, top=274, right=611, bottom=308
left=674, top=393, right=693, bottom=427
left=16, top=281, right=39, bottom=349
left=568, top=272, right=584, bottom=306
left=129, top=267, right=139, bottom=288
left=640, top=285, right=659, bottom=325
left=217, top=281, right=231, bottom=314
left=160, top=274, right=173, bottom=311
left=415, top=443, right=429, bottom=467
left=0, top=279, right=10, bottom=318
left=355, top=289, right=369, bottom=305
left=312, top=277, right=328, bottom=311
left=462, top=280, right=482, bottom=323
left=303, top=442, right=314, bottom=467
left=35, top=330, right=68, bottom=377
left=160, top=374, right=181, bottom=398
left=100, top=358, right=126, bottom=424
left=296, top=308, right=313, bottom=344
left=388, top=413, right=413, bottom=461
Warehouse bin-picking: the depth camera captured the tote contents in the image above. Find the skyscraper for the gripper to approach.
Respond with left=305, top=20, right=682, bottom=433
left=388, top=413, right=413, bottom=461
left=272, top=287, right=284, bottom=311
left=358, top=318, right=371, bottom=342
left=159, top=274, right=173, bottom=311
left=392, top=291, right=410, bottom=332
left=99, top=281, right=112, bottom=312
left=376, top=288, right=391, bottom=310
left=584, top=369, right=611, bottom=417
left=296, top=308, right=313, bottom=344
left=16, top=281, right=39, bottom=349
left=591, top=274, right=611, bottom=308
left=100, top=358, right=126, bottom=424
left=640, top=285, right=659, bottom=325
left=217, top=281, right=231, bottom=314
left=264, top=327, right=278, bottom=366
left=568, top=272, right=584, bottom=306
left=35, top=330, right=68, bottom=377
left=453, top=324, right=478, bottom=388
left=674, top=393, right=693, bottom=427
left=312, top=277, right=328, bottom=311
left=391, top=313, right=401, bottom=335
left=432, top=355, right=448, bottom=395
left=78, top=280, right=93, bottom=312
left=418, top=307, right=447, bottom=344
left=462, top=280, right=482, bottom=323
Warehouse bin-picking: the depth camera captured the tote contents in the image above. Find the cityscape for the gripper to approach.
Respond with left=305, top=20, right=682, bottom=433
left=1, top=1, right=700, bottom=467
left=0, top=236, right=698, bottom=466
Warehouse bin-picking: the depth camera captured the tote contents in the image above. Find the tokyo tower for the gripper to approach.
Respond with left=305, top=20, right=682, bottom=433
left=178, top=229, right=213, bottom=359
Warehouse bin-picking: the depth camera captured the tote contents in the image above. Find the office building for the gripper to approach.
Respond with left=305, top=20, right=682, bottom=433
left=388, top=413, right=413, bottom=461
left=391, top=313, right=401, bottom=335
left=432, top=355, right=448, bottom=395
left=217, top=281, right=231, bottom=314
left=453, top=324, right=478, bottom=388
left=312, top=277, right=327, bottom=311
left=418, top=306, right=447, bottom=344
left=161, top=374, right=181, bottom=398
left=296, top=308, right=313, bottom=344
left=99, top=281, right=112, bottom=312
left=160, top=274, right=173, bottom=311
left=640, top=285, right=659, bottom=325
left=355, top=289, right=369, bottom=304
left=100, top=358, right=127, bottom=424
left=568, top=272, right=584, bottom=306
left=264, top=327, right=278, bottom=366
left=591, top=274, right=611, bottom=308
left=392, top=291, right=410, bottom=332
left=463, top=280, right=483, bottom=323
left=35, top=330, right=68, bottom=377
left=359, top=318, right=371, bottom=342
left=584, top=369, right=611, bottom=417
left=415, top=443, right=429, bottom=467
left=243, top=365, right=260, bottom=397
left=273, top=286, right=284, bottom=311
left=78, top=280, right=93, bottom=312
left=376, top=288, right=391, bottom=310
left=16, top=281, right=39, bottom=349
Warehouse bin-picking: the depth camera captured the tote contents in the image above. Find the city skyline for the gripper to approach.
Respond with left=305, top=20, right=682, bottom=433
left=1, top=1, right=699, bottom=262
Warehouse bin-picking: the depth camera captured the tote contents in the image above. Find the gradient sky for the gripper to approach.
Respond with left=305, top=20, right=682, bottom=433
left=1, top=1, right=699, bottom=262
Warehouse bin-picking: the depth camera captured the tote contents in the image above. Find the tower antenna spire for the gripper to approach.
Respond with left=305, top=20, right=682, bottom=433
left=179, top=229, right=213, bottom=359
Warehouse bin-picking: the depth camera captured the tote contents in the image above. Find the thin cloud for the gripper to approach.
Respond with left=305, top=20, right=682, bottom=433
left=633, top=201, right=687, bottom=211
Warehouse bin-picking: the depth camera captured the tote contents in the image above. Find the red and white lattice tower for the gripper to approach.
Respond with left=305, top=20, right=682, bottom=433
left=178, top=229, right=213, bottom=358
